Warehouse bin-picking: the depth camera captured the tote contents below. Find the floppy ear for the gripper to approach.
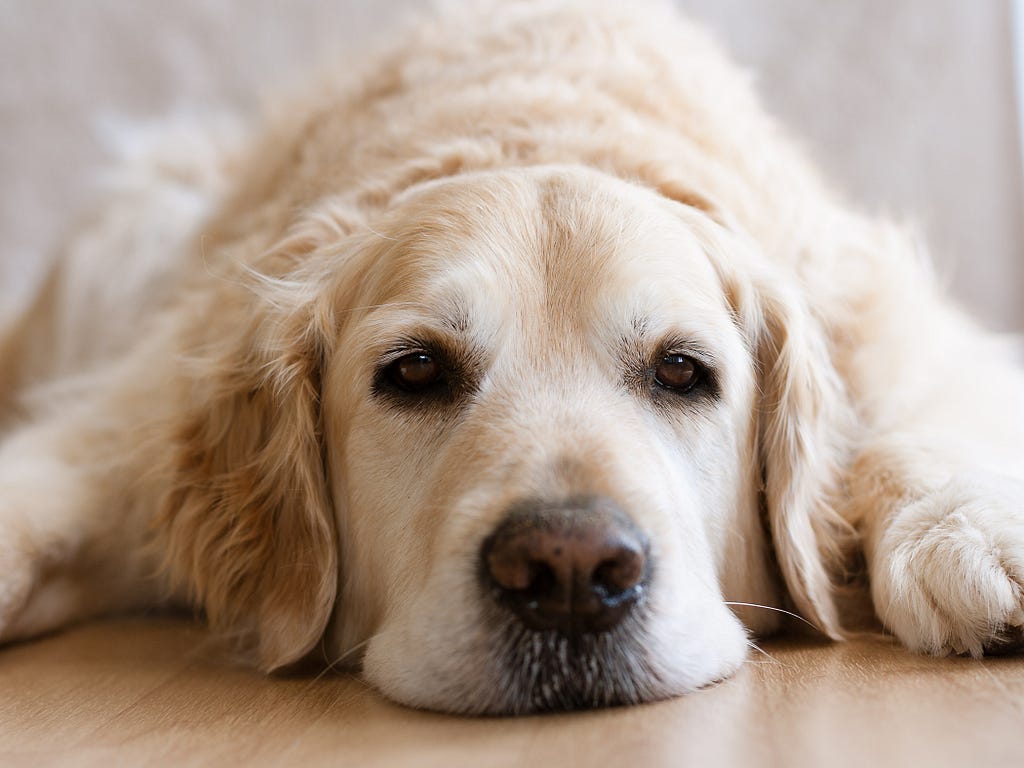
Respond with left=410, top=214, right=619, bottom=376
left=700, top=224, right=855, bottom=637
left=157, top=203, right=361, bottom=670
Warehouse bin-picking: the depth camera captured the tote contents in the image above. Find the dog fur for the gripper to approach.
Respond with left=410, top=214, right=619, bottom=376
left=2, top=0, right=1023, bottom=714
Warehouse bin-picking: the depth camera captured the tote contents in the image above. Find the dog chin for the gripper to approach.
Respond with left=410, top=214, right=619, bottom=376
left=360, top=596, right=749, bottom=715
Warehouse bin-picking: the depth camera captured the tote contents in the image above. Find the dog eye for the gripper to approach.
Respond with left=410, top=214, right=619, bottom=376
left=654, top=354, right=701, bottom=392
left=386, top=352, right=444, bottom=393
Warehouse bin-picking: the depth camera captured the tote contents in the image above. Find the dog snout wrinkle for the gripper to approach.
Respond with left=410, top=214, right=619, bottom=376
left=481, top=497, right=649, bottom=635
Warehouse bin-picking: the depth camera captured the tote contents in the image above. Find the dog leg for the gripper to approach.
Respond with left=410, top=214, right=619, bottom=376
left=0, top=416, right=164, bottom=642
left=0, top=116, right=242, bottom=641
left=851, top=440, right=1024, bottom=656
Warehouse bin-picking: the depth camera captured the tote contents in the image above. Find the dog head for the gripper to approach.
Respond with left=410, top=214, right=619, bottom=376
left=161, top=165, right=850, bottom=714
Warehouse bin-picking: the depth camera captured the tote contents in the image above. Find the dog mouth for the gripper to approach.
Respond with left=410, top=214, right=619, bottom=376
left=470, top=496, right=663, bottom=713
left=482, top=604, right=662, bottom=715
left=364, top=500, right=743, bottom=715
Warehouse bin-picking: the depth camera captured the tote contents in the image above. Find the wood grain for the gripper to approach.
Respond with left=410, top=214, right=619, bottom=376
left=1, top=619, right=1022, bottom=766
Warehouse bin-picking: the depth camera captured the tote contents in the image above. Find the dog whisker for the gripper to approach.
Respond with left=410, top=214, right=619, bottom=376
left=723, top=601, right=821, bottom=632
left=745, top=639, right=782, bottom=665
left=308, top=638, right=373, bottom=686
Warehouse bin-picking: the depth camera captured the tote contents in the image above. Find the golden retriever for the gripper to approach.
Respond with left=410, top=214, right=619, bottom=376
left=2, top=0, right=1023, bottom=714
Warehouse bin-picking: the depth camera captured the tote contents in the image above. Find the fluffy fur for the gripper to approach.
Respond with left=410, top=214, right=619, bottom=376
left=2, top=0, right=1023, bottom=714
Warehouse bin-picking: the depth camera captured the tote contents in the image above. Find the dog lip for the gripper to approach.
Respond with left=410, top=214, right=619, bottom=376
left=484, top=612, right=657, bottom=713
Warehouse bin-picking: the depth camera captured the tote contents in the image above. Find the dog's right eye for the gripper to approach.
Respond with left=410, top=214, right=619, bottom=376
left=384, top=352, right=445, bottom=394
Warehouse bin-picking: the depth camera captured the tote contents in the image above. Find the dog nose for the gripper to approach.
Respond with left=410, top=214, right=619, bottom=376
left=481, top=497, right=649, bottom=634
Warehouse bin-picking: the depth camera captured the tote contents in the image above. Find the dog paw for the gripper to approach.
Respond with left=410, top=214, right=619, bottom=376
left=872, top=478, right=1024, bottom=657
left=0, top=544, right=35, bottom=643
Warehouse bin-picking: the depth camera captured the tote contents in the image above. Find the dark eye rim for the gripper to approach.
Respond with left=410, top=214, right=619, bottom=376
left=645, top=345, right=720, bottom=402
left=653, top=352, right=703, bottom=393
left=384, top=351, right=444, bottom=393
left=372, top=345, right=458, bottom=403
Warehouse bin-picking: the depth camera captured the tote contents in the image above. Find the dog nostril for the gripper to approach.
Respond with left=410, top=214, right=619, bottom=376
left=481, top=498, right=649, bottom=635
left=525, top=560, right=556, bottom=597
left=592, top=549, right=645, bottom=599
left=487, top=549, right=533, bottom=591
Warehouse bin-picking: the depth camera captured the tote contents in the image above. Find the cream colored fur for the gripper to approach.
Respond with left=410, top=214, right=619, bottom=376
left=2, top=0, right=1023, bottom=714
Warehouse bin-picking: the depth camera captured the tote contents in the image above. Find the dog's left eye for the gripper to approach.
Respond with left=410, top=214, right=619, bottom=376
left=384, top=352, right=445, bottom=393
left=654, top=354, right=701, bottom=392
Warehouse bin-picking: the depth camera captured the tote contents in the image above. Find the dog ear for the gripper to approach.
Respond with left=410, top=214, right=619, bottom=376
left=697, top=219, right=854, bottom=638
left=157, top=203, right=363, bottom=670
left=747, top=274, right=855, bottom=637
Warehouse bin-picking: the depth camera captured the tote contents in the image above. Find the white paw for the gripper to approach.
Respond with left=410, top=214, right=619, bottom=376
left=872, top=478, right=1024, bottom=657
left=0, top=543, right=35, bottom=643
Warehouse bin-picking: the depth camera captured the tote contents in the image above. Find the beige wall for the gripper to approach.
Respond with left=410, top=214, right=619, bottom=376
left=684, top=0, right=1024, bottom=333
left=2, top=0, right=1021, bottom=330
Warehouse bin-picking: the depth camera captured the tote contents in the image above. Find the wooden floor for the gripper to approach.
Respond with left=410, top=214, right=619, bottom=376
left=1, top=618, right=1022, bottom=767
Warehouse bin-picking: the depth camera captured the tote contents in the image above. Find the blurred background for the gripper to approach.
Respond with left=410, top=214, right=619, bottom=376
left=2, top=0, right=1022, bottom=332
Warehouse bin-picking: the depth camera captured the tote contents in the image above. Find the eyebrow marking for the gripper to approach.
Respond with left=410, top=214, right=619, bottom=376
left=630, top=314, right=650, bottom=339
left=436, top=303, right=470, bottom=334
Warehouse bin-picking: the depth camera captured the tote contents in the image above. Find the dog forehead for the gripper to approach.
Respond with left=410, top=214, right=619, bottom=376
left=370, top=168, right=729, bottom=331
